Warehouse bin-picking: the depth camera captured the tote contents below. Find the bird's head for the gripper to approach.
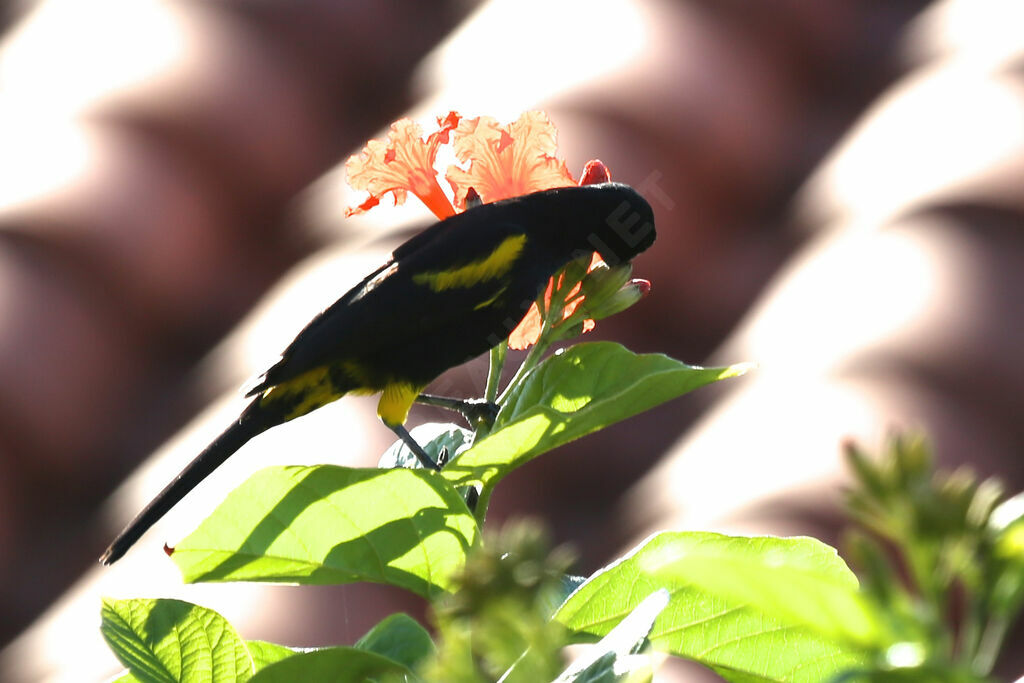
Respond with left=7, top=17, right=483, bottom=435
left=521, top=182, right=656, bottom=266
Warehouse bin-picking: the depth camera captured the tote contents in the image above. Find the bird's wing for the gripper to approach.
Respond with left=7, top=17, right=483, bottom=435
left=248, top=220, right=543, bottom=393
left=244, top=258, right=398, bottom=395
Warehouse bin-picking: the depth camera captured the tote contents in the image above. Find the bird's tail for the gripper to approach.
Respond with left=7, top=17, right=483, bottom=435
left=100, top=398, right=274, bottom=565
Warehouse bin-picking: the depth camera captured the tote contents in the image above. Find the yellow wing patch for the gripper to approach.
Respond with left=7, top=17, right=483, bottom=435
left=412, top=234, right=527, bottom=291
left=473, top=285, right=509, bottom=310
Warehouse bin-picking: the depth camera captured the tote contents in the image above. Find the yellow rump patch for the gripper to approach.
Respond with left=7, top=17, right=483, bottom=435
left=412, top=234, right=526, bottom=291
left=377, top=381, right=421, bottom=427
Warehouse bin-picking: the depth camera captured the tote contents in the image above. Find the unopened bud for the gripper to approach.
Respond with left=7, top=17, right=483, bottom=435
left=585, top=278, right=651, bottom=320
left=578, top=159, right=611, bottom=186
left=579, top=262, right=633, bottom=304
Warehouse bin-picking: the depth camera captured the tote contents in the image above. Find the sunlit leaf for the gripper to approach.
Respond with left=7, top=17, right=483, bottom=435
left=249, top=647, right=413, bottom=683
left=556, top=532, right=869, bottom=682
left=100, top=598, right=252, bottom=683
left=246, top=641, right=298, bottom=671
left=443, top=342, right=749, bottom=490
left=172, top=466, right=478, bottom=597
left=554, top=590, right=666, bottom=683
left=644, top=533, right=885, bottom=648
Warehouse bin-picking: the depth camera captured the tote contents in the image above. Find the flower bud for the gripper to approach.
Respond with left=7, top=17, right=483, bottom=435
left=578, top=159, right=611, bottom=185
left=579, top=262, right=633, bottom=304
left=584, top=278, right=651, bottom=320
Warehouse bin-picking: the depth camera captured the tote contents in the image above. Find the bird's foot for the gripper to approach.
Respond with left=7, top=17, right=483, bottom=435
left=415, top=394, right=499, bottom=428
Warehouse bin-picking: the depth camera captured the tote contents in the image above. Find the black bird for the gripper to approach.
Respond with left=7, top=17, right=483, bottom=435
left=100, top=182, right=655, bottom=565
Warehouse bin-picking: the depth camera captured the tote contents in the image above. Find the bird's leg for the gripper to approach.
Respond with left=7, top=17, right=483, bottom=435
left=390, top=423, right=441, bottom=471
left=415, top=394, right=499, bottom=428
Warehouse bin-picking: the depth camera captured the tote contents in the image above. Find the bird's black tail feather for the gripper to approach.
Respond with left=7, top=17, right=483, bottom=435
left=100, top=398, right=274, bottom=565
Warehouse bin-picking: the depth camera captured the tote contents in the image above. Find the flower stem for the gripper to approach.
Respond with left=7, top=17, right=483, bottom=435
left=472, top=345, right=508, bottom=444
left=472, top=265, right=584, bottom=523
left=473, top=485, right=493, bottom=528
left=498, top=331, right=551, bottom=405
left=485, top=344, right=506, bottom=404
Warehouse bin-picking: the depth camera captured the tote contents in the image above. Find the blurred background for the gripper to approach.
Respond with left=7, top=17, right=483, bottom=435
left=1, top=0, right=1023, bottom=680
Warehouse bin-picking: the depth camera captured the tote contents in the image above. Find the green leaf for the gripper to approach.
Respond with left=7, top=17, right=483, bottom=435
left=557, top=651, right=652, bottom=683
left=832, top=665, right=994, bottom=682
left=555, top=532, right=869, bottom=683
left=644, top=533, right=886, bottom=649
left=248, top=647, right=414, bottom=683
left=246, top=641, right=298, bottom=671
left=171, top=465, right=479, bottom=597
left=443, top=342, right=749, bottom=489
left=100, top=598, right=253, bottom=683
left=555, top=590, right=666, bottom=683
left=355, top=613, right=435, bottom=671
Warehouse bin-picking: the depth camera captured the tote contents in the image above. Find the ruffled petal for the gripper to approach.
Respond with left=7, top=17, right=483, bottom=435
left=345, top=115, right=460, bottom=219
left=446, top=111, right=575, bottom=210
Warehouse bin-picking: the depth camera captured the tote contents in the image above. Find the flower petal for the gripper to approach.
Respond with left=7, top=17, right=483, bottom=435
left=345, top=115, right=459, bottom=219
left=508, top=303, right=544, bottom=351
left=446, top=111, right=575, bottom=209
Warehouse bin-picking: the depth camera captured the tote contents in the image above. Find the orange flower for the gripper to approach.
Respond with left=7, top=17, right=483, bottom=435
left=445, top=112, right=575, bottom=209
left=345, top=110, right=607, bottom=349
left=345, top=112, right=460, bottom=220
